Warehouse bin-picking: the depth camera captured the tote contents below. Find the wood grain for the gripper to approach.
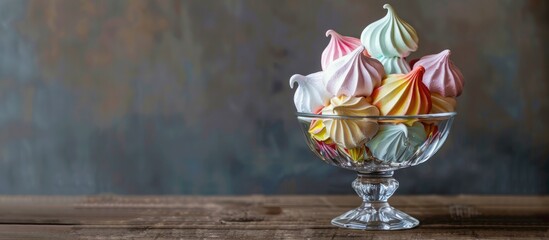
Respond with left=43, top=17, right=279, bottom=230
left=0, top=195, right=546, bottom=239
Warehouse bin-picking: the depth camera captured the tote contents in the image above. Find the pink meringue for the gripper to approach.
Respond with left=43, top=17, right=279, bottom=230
left=314, top=139, right=338, bottom=159
left=321, top=30, right=365, bottom=70
left=414, top=49, right=464, bottom=97
left=323, top=46, right=385, bottom=98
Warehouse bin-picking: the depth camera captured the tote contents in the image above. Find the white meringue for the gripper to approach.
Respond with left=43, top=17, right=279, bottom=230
left=290, top=72, right=331, bottom=113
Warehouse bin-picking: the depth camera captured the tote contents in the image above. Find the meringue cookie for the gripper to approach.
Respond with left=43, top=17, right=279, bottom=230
left=309, top=117, right=330, bottom=141
left=290, top=72, right=331, bottom=113
left=338, top=145, right=366, bottom=162
left=415, top=49, right=464, bottom=97
left=423, top=123, right=438, bottom=137
left=430, top=93, right=456, bottom=113
left=378, top=56, right=411, bottom=74
left=366, top=122, right=427, bottom=163
left=322, top=96, right=380, bottom=148
left=361, top=4, right=419, bottom=58
left=372, top=66, right=432, bottom=116
left=321, top=29, right=364, bottom=70
left=314, top=139, right=339, bottom=159
left=323, top=46, right=385, bottom=98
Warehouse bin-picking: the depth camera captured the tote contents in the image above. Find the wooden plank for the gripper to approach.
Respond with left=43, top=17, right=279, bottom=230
left=0, top=195, right=546, bottom=239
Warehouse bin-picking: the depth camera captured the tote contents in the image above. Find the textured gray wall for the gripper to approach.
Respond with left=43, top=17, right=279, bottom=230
left=0, top=0, right=547, bottom=195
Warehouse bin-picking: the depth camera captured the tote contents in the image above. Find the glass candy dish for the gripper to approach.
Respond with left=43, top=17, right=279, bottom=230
left=296, top=112, right=456, bottom=230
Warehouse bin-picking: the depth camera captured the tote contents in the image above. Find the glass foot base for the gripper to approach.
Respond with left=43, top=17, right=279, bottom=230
left=331, top=204, right=419, bottom=230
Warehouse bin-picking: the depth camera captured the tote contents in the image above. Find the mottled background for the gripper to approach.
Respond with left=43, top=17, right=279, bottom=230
left=0, top=0, right=547, bottom=195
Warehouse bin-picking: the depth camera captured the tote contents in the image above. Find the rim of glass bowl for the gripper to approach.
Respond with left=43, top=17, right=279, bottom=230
left=296, top=112, right=456, bottom=120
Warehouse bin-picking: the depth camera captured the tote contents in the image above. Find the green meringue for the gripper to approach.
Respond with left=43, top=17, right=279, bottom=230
left=366, top=122, right=426, bottom=163
left=361, top=4, right=419, bottom=58
left=378, top=56, right=411, bottom=74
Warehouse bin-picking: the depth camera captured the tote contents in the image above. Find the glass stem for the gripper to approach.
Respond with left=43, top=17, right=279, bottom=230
left=331, top=171, right=419, bottom=230
left=353, top=171, right=398, bottom=207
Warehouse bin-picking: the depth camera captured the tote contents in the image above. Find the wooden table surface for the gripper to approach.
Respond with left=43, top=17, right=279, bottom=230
left=0, top=195, right=546, bottom=239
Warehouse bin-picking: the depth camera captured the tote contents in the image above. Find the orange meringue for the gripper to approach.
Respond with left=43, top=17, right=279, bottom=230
left=371, top=66, right=432, bottom=116
left=423, top=123, right=438, bottom=138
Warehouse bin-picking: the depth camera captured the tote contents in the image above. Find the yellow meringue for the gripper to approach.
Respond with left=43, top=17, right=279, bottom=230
left=309, top=118, right=329, bottom=141
left=430, top=93, right=457, bottom=113
left=321, top=96, right=380, bottom=148
left=338, top=145, right=366, bottom=162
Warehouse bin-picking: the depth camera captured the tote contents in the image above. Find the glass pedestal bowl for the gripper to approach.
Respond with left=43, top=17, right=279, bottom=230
left=296, top=112, right=456, bottom=230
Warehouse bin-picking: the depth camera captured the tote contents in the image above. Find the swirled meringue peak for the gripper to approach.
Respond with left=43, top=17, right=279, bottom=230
left=309, top=116, right=329, bottom=141
left=290, top=72, right=331, bottom=113
left=361, top=4, right=419, bottom=58
left=366, top=122, right=427, bottom=163
left=338, top=145, right=366, bottom=162
left=314, top=139, right=338, bottom=159
left=378, top=56, right=411, bottom=74
left=321, top=96, right=380, bottom=148
left=323, top=46, right=385, bottom=98
left=415, top=49, right=464, bottom=97
left=430, top=93, right=456, bottom=113
left=372, top=66, right=432, bottom=115
left=321, top=29, right=365, bottom=70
